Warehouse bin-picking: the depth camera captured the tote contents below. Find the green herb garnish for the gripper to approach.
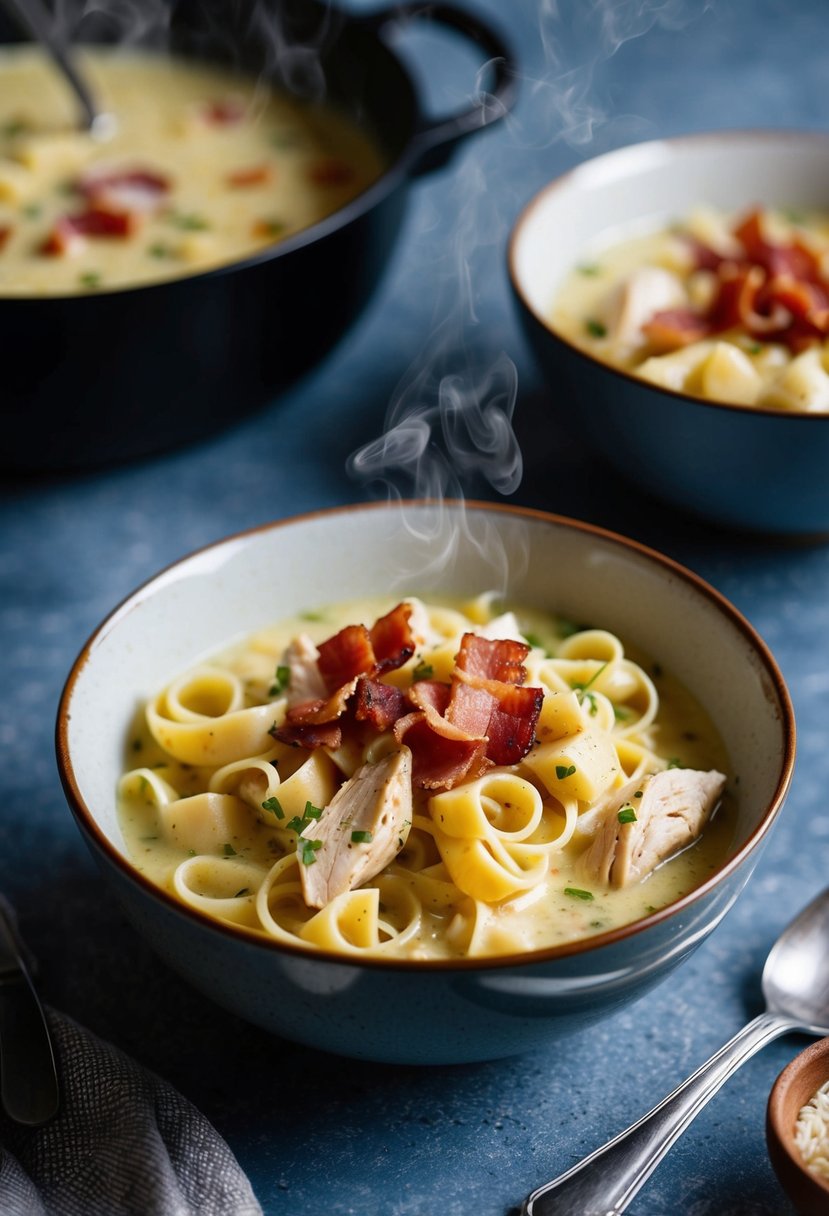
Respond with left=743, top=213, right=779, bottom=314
left=222, top=843, right=238, bottom=857
left=412, top=660, right=434, bottom=682
left=22, top=202, right=41, bottom=219
left=577, top=263, right=602, bottom=276
left=298, top=838, right=322, bottom=866
left=79, top=270, right=102, bottom=289
left=300, top=610, right=325, bottom=622
left=581, top=691, right=598, bottom=717
left=351, top=830, right=373, bottom=844
left=633, top=790, right=643, bottom=799
left=2, top=118, right=28, bottom=138
left=586, top=318, right=607, bottom=338
left=147, top=242, right=173, bottom=259
left=269, top=664, right=291, bottom=696
left=556, top=764, right=576, bottom=780
left=564, top=887, right=594, bottom=901
left=617, top=806, right=637, bottom=824
left=287, top=801, right=324, bottom=835
left=168, top=210, right=209, bottom=231
left=261, top=796, right=285, bottom=819
left=667, top=757, right=684, bottom=769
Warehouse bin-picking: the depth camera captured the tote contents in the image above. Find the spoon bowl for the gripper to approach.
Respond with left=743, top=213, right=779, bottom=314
left=525, top=885, right=829, bottom=1214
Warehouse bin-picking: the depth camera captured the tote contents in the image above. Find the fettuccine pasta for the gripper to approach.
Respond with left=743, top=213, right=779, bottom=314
left=118, top=596, right=734, bottom=959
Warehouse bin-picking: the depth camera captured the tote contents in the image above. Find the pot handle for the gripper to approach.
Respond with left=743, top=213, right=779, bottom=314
left=361, top=2, right=516, bottom=175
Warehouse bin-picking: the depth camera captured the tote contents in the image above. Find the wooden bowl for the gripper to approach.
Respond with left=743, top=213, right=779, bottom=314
left=767, top=1037, right=829, bottom=1215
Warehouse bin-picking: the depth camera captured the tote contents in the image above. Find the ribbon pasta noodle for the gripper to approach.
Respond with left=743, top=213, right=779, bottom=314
left=118, top=596, right=733, bottom=959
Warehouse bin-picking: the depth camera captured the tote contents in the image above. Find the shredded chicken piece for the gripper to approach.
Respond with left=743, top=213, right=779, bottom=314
left=581, top=767, right=726, bottom=889
left=282, top=633, right=327, bottom=708
left=299, top=747, right=413, bottom=908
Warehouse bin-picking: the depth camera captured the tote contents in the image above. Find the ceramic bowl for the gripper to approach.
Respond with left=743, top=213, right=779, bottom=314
left=56, top=501, right=794, bottom=1064
left=767, top=1037, right=829, bottom=1215
left=509, top=131, right=829, bottom=535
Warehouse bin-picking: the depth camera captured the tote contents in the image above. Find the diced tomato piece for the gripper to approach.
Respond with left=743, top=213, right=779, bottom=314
left=226, top=164, right=272, bottom=188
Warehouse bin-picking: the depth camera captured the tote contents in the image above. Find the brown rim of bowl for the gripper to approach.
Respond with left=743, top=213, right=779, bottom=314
left=507, top=127, right=829, bottom=423
left=55, top=499, right=796, bottom=973
left=767, top=1037, right=829, bottom=1199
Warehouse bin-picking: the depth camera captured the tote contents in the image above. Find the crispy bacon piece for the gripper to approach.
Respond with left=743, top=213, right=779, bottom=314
left=80, top=168, right=171, bottom=214
left=0, top=226, right=11, bottom=251
left=370, top=603, right=415, bottom=673
left=643, top=307, right=711, bottom=353
left=354, top=678, right=408, bottom=732
left=484, top=684, right=545, bottom=767
left=316, top=624, right=376, bottom=693
left=393, top=712, right=490, bottom=791
left=40, top=215, right=86, bottom=256
left=308, top=158, right=353, bottom=187
left=407, top=678, right=451, bottom=718
left=201, top=98, right=247, bottom=125
left=226, top=164, right=272, bottom=188
left=286, top=677, right=360, bottom=726
left=269, top=720, right=343, bottom=751
left=454, top=633, right=528, bottom=685
left=685, top=235, right=726, bottom=273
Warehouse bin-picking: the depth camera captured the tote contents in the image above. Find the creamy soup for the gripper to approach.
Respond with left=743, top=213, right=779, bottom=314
left=553, top=206, right=829, bottom=411
left=0, top=46, right=384, bottom=293
left=118, top=596, right=734, bottom=960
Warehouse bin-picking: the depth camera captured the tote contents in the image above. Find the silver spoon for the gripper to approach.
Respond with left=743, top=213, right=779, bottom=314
left=0, top=0, right=114, bottom=138
left=524, top=885, right=829, bottom=1216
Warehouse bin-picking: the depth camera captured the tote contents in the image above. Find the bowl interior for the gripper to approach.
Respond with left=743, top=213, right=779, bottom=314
left=61, top=503, right=791, bottom=904
left=513, top=132, right=829, bottom=324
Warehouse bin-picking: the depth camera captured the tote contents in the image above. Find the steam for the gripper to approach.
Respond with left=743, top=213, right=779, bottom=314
left=348, top=0, right=709, bottom=590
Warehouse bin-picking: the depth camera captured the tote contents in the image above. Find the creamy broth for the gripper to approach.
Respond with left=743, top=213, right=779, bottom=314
left=0, top=46, right=384, bottom=293
left=553, top=206, right=829, bottom=411
left=118, top=597, right=734, bottom=960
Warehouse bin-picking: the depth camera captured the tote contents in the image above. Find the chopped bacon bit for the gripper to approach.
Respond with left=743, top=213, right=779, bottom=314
left=287, top=677, right=360, bottom=726
left=454, top=634, right=528, bottom=685
left=316, top=624, right=376, bottom=693
left=0, top=225, right=12, bottom=251
left=370, top=603, right=415, bottom=673
left=643, top=307, right=711, bottom=353
left=655, top=209, right=829, bottom=355
left=40, top=216, right=85, bottom=256
left=80, top=168, right=171, bottom=215
left=226, top=164, right=272, bottom=188
left=201, top=98, right=247, bottom=125
left=354, top=678, right=408, bottom=732
left=308, top=158, right=354, bottom=187
left=485, top=685, right=545, bottom=767
left=393, top=713, right=490, bottom=790
left=270, top=720, right=343, bottom=750
left=407, top=679, right=452, bottom=718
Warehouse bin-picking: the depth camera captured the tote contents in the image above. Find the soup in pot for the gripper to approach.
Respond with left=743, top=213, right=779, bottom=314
left=0, top=45, right=385, bottom=294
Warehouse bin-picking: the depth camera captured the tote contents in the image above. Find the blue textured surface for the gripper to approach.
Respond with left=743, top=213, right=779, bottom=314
left=2, top=1, right=828, bottom=1211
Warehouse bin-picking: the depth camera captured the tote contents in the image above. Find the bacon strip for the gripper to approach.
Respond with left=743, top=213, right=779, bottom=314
left=393, top=713, right=490, bottom=791
left=269, top=720, right=343, bottom=750
left=354, top=678, right=408, bottom=732
left=454, top=633, right=528, bottom=684
left=370, top=603, right=415, bottom=673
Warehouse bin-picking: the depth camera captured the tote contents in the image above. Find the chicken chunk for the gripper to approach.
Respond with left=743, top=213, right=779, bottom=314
left=602, top=266, right=687, bottom=348
left=581, top=767, right=726, bottom=889
left=282, top=633, right=327, bottom=708
left=299, top=747, right=413, bottom=908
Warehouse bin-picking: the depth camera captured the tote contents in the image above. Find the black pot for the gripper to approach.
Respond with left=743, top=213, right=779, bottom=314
left=0, top=1, right=515, bottom=472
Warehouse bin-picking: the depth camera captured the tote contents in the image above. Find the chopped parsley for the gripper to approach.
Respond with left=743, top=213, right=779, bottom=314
left=222, top=843, right=238, bottom=857
left=577, top=262, right=602, bottom=277
left=147, top=242, right=173, bottom=259
left=556, top=764, right=576, bottom=780
left=269, top=664, right=291, bottom=696
left=168, top=209, right=209, bottom=231
left=22, top=202, right=42, bottom=219
left=586, top=318, right=607, bottom=338
left=523, top=631, right=546, bottom=652
left=633, top=790, right=643, bottom=799
left=298, top=838, right=322, bottom=866
left=581, top=691, right=598, bottom=717
left=79, top=270, right=102, bottom=289
left=617, top=805, right=637, bottom=824
left=261, top=795, right=285, bottom=819
left=287, top=801, right=324, bottom=835
left=351, top=830, right=373, bottom=844
left=2, top=118, right=28, bottom=138
left=257, top=217, right=287, bottom=237
left=557, top=617, right=583, bottom=639
left=613, top=704, right=632, bottom=721
left=564, top=887, right=594, bottom=901
left=412, top=659, right=434, bottom=682
left=667, top=757, right=684, bottom=769
left=299, top=610, right=325, bottom=622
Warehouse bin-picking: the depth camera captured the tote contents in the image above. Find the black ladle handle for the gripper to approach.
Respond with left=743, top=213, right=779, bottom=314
left=0, top=0, right=101, bottom=131
left=362, top=1, right=517, bottom=175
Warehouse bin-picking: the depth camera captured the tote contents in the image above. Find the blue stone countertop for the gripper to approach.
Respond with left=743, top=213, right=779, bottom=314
left=2, top=1, right=828, bottom=1212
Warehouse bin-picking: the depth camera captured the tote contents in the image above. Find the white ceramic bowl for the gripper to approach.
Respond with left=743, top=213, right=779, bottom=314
left=56, top=502, right=795, bottom=1063
left=510, top=131, right=829, bottom=534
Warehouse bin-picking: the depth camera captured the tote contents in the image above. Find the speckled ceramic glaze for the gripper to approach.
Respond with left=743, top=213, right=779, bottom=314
left=56, top=503, right=795, bottom=1063
left=509, top=131, right=829, bottom=536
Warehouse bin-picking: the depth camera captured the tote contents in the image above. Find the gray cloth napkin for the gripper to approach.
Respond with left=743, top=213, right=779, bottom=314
left=0, top=1009, right=264, bottom=1216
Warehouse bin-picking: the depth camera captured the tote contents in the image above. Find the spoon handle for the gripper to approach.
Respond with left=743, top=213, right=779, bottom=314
left=0, top=0, right=98, bottom=129
left=524, top=1010, right=796, bottom=1215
